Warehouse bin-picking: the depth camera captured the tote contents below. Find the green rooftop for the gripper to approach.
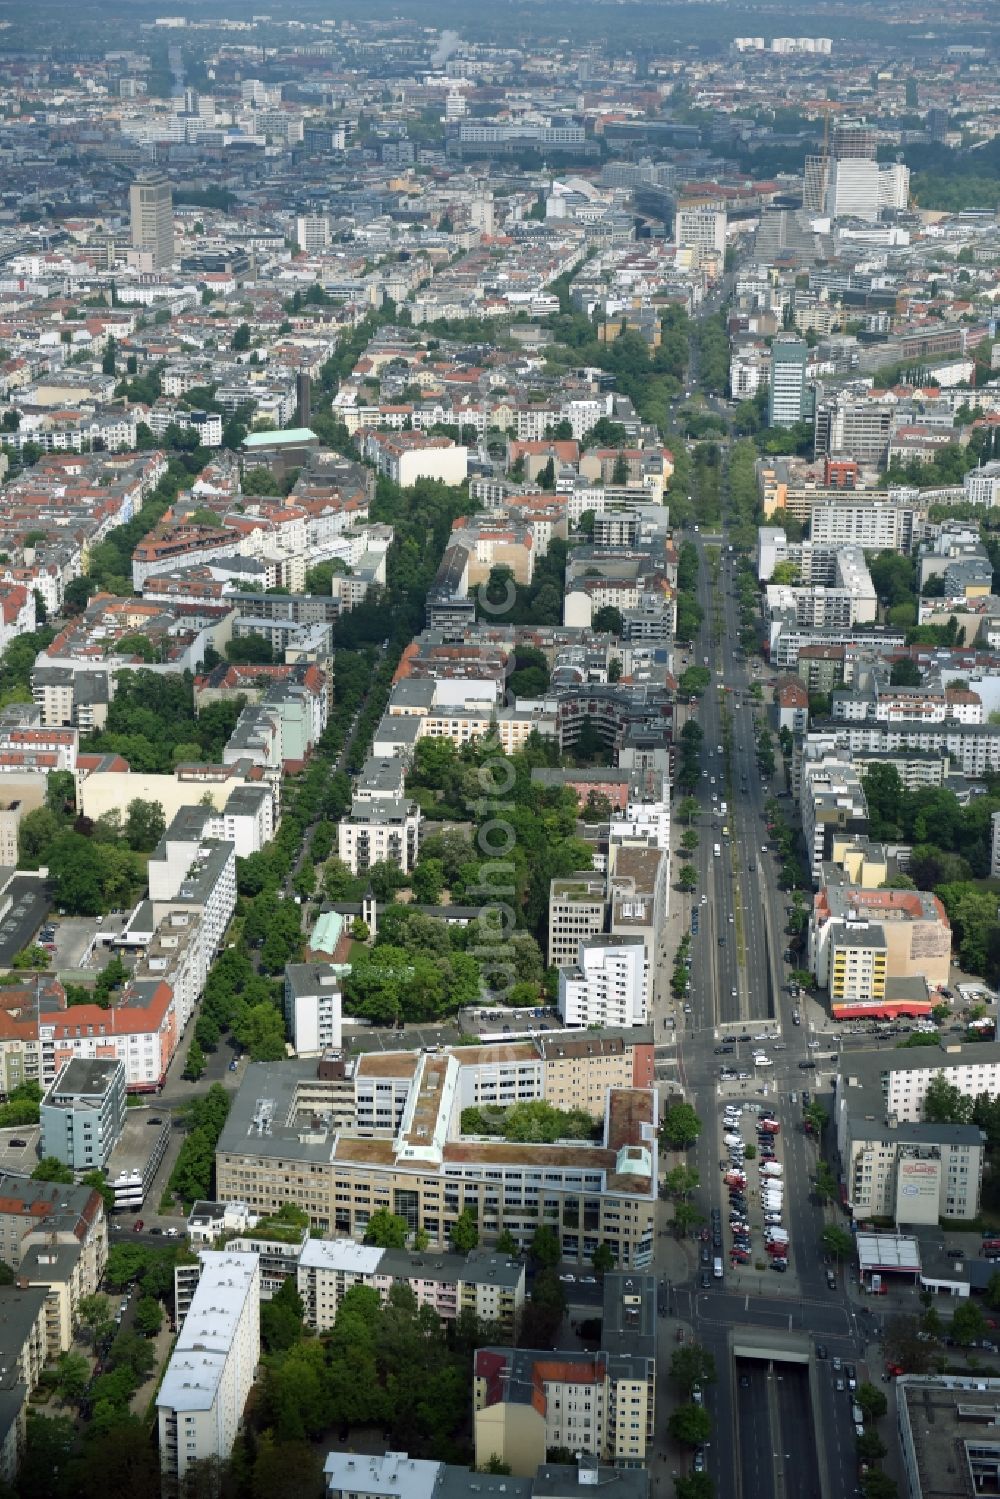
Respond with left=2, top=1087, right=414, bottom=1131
left=242, top=427, right=317, bottom=447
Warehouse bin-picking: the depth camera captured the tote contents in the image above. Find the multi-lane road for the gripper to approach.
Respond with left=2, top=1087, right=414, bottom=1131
left=655, top=523, right=872, bottom=1499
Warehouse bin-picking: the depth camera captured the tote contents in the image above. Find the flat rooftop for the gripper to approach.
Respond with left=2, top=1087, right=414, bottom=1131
left=898, top=1375, right=1000, bottom=1499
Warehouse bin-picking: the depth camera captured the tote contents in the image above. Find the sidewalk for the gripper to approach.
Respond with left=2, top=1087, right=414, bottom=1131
left=129, top=1320, right=174, bottom=1417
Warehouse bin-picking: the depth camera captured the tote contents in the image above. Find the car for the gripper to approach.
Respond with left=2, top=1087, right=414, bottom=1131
left=692, top=1449, right=706, bottom=1474
left=731, top=986, right=738, bottom=998
left=729, top=914, right=734, bottom=923
left=692, top=1386, right=704, bottom=1406
left=714, top=1045, right=733, bottom=1055
left=166, top=1227, right=179, bottom=1238
left=835, top=1378, right=845, bottom=1392
left=740, top=1373, right=750, bottom=1388
left=846, top=1365, right=857, bottom=1389
left=712, top=1234, right=722, bottom=1249
left=7, top=1139, right=26, bottom=1148
left=769, top=1260, right=788, bottom=1272
left=133, top=1219, right=144, bottom=1232
left=700, top=1227, right=711, bottom=1242
left=148, top=1117, right=162, bottom=1125
left=816, top=1345, right=828, bottom=1360
left=946, top=1248, right=964, bottom=1259
left=700, top=1271, right=712, bottom=1289
left=832, top=1357, right=842, bottom=1372
left=580, top=1275, right=596, bottom=1284
left=149, top=1226, right=163, bottom=1235
left=700, top=1246, right=711, bottom=1264
left=737, top=1071, right=751, bottom=1081
left=558, top=1274, right=575, bottom=1283
left=719, top=936, right=726, bottom=947
left=798, top=1060, right=817, bottom=1070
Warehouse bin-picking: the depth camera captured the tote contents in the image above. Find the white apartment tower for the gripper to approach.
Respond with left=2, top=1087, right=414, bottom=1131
left=157, top=1251, right=260, bottom=1488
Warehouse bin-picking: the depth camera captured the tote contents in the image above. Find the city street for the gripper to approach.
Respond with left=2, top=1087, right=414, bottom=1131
left=654, top=525, right=866, bottom=1499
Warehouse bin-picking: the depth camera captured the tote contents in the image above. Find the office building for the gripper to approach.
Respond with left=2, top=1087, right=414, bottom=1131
left=157, top=1250, right=260, bottom=1491
left=768, top=337, right=809, bottom=428
left=559, top=936, right=648, bottom=1029
left=802, top=154, right=829, bottom=214
left=825, top=158, right=880, bottom=221
left=216, top=1054, right=658, bottom=1268
left=547, top=874, right=607, bottom=967
left=810, top=886, right=951, bottom=1006
left=836, top=1041, right=1000, bottom=1127
left=40, top=1058, right=126, bottom=1174
left=833, top=123, right=877, bottom=160
left=129, top=169, right=174, bottom=270
left=897, top=1376, right=1000, bottom=1499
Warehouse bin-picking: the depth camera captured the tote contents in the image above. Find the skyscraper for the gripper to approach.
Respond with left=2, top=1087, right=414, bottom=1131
left=768, top=336, right=809, bottom=429
left=832, top=123, right=877, bottom=160
left=802, top=154, right=829, bottom=214
left=129, top=169, right=174, bottom=270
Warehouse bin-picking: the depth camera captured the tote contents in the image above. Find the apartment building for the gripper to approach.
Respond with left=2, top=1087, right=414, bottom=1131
left=810, top=886, right=951, bottom=1000
left=40, top=1058, right=126, bottom=1174
left=548, top=874, right=608, bottom=968
left=559, top=936, right=648, bottom=1029
left=157, top=1251, right=260, bottom=1491
left=799, top=756, right=868, bottom=882
left=473, top=1273, right=656, bottom=1474
left=323, top=1452, right=646, bottom=1499
left=216, top=1055, right=658, bottom=1268
left=836, top=1041, right=1000, bottom=1127
left=841, top=1121, right=984, bottom=1224
left=0, top=1285, right=48, bottom=1485
left=283, top=963, right=342, bottom=1056
left=296, top=1239, right=525, bottom=1334
left=337, top=795, right=421, bottom=876
left=0, top=1173, right=107, bottom=1288
left=43, top=979, right=178, bottom=1093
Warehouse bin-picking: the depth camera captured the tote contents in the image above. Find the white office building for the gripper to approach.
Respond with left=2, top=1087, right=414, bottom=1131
left=558, top=935, right=648, bottom=1028
left=157, top=1251, right=260, bottom=1488
left=826, top=159, right=880, bottom=222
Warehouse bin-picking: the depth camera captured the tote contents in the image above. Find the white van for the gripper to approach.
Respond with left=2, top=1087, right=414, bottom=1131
left=712, top=1257, right=723, bottom=1279
left=713, top=843, right=721, bottom=858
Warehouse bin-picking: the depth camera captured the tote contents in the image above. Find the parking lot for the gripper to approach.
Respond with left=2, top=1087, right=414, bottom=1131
left=46, top=915, right=131, bottom=973
left=0, top=1128, right=40, bottom=1173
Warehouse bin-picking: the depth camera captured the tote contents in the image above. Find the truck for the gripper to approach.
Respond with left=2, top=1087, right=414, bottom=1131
left=758, top=1119, right=780, bottom=1135
left=760, top=1162, right=783, bottom=1177
left=724, top=1173, right=747, bottom=1187
left=765, top=1228, right=790, bottom=1243
left=765, top=1241, right=789, bottom=1257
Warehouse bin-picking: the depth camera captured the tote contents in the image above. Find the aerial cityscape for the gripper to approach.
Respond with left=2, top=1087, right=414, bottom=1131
left=0, top=2, right=1000, bottom=1497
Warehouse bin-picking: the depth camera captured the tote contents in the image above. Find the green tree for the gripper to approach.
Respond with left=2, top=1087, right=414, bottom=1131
left=450, top=1208, right=479, bottom=1255
left=592, top=605, right=624, bottom=635
left=821, top=1225, right=854, bottom=1262
left=183, top=1039, right=206, bottom=1081
left=855, top=1381, right=888, bottom=1422
left=592, top=1242, right=616, bottom=1274
left=668, top=1403, right=712, bottom=1448
left=364, top=1209, right=409, bottom=1249
left=661, top=1101, right=702, bottom=1149
left=856, top=1429, right=887, bottom=1463
left=31, top=1156, right=73, bottom=1184
left=529, top=1224, right=561, bottom=1268
left=133, top=1294, right=163, bottom=1337
left=54, top=1349, right=89, bottom=1403
left=124, top=797, right=166, bottom=852
left=670, top=1343, right=716, bottom=1397
left=890, top=657, right=922, bottom=687
left=496, top=1230, right=518, bottom=1256
left=952, top=1298, right=987, bottom=1346
left=677, top=864, right=698, bottom=892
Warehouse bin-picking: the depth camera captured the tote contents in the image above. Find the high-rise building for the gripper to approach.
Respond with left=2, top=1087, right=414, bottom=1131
left=927, top=108, right=949, bottom=143
left=675, top=204, right=727, bottom=258
left=129, top=169, right=174, bottom=270
left=833, top=123, right=877, bottom=160
left=295, top=213, right=331, bottom=253
left=768, top=336, right=809, bottom=428
left=878, top=162, right=910, bottom=211
left=802, top=154, right=829, bottom=214
left=825, top=158, right=880, bottom=222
